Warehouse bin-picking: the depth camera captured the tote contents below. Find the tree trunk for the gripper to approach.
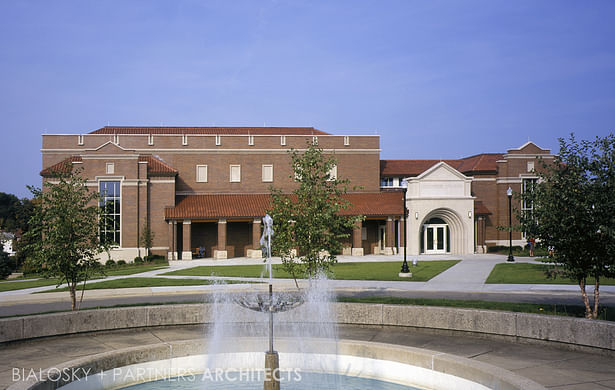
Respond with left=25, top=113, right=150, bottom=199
left=69, top=285, right=77, bottom=311
left=592, top=276, right=600, bottom=320
left=579, top=278, right=592, bottom=319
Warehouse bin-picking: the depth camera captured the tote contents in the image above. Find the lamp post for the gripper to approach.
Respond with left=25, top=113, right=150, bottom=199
left=400, top=179, right=410, bottom=274
left=507, top=187, right=514, bottom=262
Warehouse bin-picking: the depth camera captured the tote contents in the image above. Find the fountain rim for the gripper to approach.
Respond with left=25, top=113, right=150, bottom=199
left=6, top=337, right=546, bottom=390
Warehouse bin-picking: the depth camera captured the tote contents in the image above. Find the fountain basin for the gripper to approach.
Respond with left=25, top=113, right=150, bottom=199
left=9, top=338, right=545, bottom=390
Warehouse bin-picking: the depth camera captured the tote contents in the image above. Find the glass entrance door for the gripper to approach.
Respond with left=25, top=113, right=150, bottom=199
left=424, top=224, right=447, bottom=254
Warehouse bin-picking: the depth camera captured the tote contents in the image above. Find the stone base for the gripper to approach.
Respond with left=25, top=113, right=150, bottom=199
left=398, top=272, right=412, bottom=278
left=247, top=249, right=262, bottom=259
left=289, top=249, right=297, bottom=257
left=167, top=252, right=178, bottom=261
left=342, top=247, right=352, bottom=256
left=181, top=251, right=192, bottom=260
left=351, top=248, right=364, bottom=256
left=214, top=250, right=228, bottom=259
left=383, top=247, right=394, bottom=255
left=264, top=351, right=280, bottom=390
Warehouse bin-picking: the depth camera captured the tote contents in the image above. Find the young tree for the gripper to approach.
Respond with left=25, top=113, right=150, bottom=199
left=24, top=166, right=106, bottom=311
left=519, top=134, right=615, bottom=319
left=139, top=224, right=155, bottom=258
left=268, top=143, right=361, bottom=283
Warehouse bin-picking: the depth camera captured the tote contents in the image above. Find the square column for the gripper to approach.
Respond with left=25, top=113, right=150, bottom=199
left=247, top=218, right=262, bottom=259
left=214, top=219, right=228, bottom=259
left=384, top=217, right=394, bottom=255
left=352, top=220, right=364, bottom=256
left=182, top=220, right=192, bottom=260
left=167, top=221, right=177, bottom=260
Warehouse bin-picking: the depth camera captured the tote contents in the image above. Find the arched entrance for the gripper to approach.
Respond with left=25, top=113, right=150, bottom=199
left=419, top=208, right=466, bottom=254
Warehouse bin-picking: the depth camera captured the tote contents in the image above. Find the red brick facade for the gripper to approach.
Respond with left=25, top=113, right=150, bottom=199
left=41, top=127, right=553, bottom=260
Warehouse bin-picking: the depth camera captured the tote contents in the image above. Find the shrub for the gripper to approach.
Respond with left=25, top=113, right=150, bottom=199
left=145, top=254, right=166, bottom=263
left=0, top=250, right=12, bottom=280
left=117, top=260, right=127, bottom=266
left=134, top=256, right=144, bottom=264
left=105, top=259, right=116, bottom=268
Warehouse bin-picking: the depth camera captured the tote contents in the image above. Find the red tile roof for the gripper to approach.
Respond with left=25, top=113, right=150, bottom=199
left=165, top=192, right=403, bottom=219
left=138, top=155, right=177, bottom=176
left=90, top=126, right=330, bottom=136
left=380, top=153, right=503, bottom=177
left=40, top=156, right=82, bottom=177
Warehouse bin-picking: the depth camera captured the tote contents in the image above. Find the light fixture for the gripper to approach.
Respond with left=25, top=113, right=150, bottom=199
left=415, top=212, right=419, bottom=220
left=468, top=211, right=472, bottom=219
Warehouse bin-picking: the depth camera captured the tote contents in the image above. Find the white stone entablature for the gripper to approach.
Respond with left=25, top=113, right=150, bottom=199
left=405, top=162, right=475, bottom=255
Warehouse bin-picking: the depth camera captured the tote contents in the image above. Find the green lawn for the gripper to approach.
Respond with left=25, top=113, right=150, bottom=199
left=39, top=277, right=249, bottom=292
left=338, top=296, right=615, bottom=321
left=486, top=263, right=615, bottom=285
left=0, top=278, right=61, bottom=292
left=0, top=264, right=170, bottom=292
left=163, top=260, right=460, bottom=282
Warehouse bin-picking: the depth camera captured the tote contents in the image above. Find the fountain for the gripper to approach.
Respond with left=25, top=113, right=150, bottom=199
left=233, top=214, right=305, bottom=390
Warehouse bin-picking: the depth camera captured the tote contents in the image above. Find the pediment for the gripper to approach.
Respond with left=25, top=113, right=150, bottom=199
left=86, top=141, right=136, bottom=154
left=416, top=162, right=468, bottom=182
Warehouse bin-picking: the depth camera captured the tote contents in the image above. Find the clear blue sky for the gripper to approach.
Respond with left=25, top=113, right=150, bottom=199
left=1, top=1, right=614, bottom=198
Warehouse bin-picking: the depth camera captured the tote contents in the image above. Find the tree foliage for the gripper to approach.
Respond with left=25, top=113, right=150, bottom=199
left=140, top=224, right=155, bottom=258
left=23, top=166, right=107, bottom=310
left=518, top=134, right=615, bottom=319
left=0, top=192, right=34, bottom=233
left=0, top=248, right=11, bottom=280
left=268, top=143, right=362, bottom=283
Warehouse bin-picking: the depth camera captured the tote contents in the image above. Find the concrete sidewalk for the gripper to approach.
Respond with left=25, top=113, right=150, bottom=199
left=2, top=254, right=614, bottom=309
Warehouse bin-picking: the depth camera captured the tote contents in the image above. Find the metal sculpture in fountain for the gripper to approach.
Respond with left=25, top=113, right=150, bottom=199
left=234, top=214, right=304, bottom=390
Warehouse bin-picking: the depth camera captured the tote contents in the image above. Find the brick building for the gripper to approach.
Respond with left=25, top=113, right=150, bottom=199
left=40, top=127, right=553, bottom=260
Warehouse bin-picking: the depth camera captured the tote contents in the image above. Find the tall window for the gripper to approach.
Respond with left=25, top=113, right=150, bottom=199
left=522, top=178, right=537, bottom=236
left=100, top=181, right=120, bottom=245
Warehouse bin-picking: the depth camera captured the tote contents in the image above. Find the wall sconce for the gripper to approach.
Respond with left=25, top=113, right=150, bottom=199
left=468, top=211, right=472, bottom=219
left=414, top=212, right=419, bottom=220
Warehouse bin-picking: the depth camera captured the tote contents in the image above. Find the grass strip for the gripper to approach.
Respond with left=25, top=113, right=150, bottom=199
left=162, top=260, right=460, bottom=282
left=38, top=277, right=251, bottom=292
left=486, top=263, right=615, bottom=285
left=337, top=296, right=615, bottom=321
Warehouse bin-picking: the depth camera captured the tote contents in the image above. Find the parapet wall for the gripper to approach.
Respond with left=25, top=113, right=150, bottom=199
left=2, top=303, right=614, bottom=352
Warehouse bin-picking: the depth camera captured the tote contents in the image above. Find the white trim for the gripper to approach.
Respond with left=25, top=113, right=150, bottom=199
left=471, top=177, right=496, bottom=182
left=84, top=140, right=136, bottom=152
left=182, top=134, right=188, bottom=145
left=150, top=179, right=176, bottom=184
left=280, top=135, right=286, bottom=146
left=81, top=155, right=139, bottom=160
left=344, top=136, right=350, bottom=146
left=77, top=135, right=84, bottom=145
left=248, top=135, right=254, bottom=146
left=106, top=163, right=115, bottom=174
left=148, top=134, right=154, bottom=145
left=496, top=178, right=523, bottom=184
left=215, top=135, right=221, bottom=145
left=42, top=133, right=380, bottom=138
left=42, top=148, right=381, bottom=154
